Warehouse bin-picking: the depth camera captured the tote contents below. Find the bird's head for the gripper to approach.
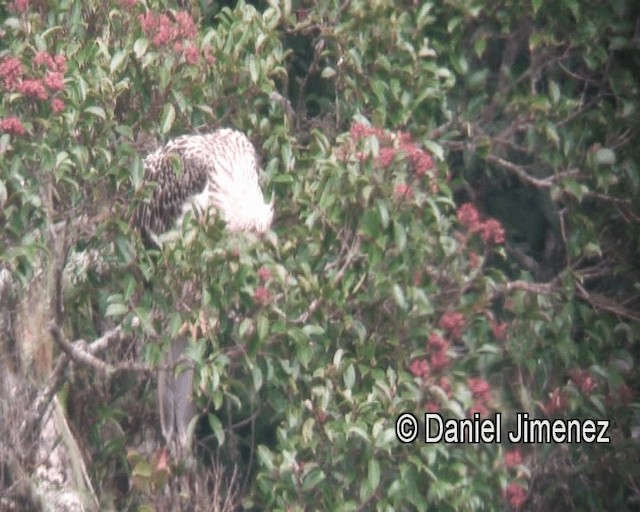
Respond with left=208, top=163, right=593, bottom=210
left=253, top=192, right=275, bottom=234
left=215, top=185, right=274, bottom=235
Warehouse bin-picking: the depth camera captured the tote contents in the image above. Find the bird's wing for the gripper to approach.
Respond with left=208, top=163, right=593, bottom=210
left=132, top=135, right=210, bottom=237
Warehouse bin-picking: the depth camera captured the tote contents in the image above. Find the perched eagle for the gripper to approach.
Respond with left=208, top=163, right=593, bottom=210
left=133, top=128, right=274, bottom=239
left=132, top=128, right=274, bottom=454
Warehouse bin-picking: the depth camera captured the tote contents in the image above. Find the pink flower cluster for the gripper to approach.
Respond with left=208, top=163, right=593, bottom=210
left=427, top=332, right=450, bottom=371
left=257, top=266, right=271, bottom=282
left=468, top=377, right=492, bottom=418
left=139, top=11, right=196, bottom=47
left=253, top=266, right=274, bottom=305
left=349, top=122, right=435, bottom=176
left=8, top=0, right=29, bottom=13
left=0, top=51, right=67, bottom=134
left=503, top=448, right=523, bottom=469
left=1, top=52, right=66, bottom=101
left=253, top=286, right=272, bottom=306
left=504, top=482, right=527, bottom=509
left=408, top=332, right=452, bottom=383
left=138, top=10, right=210, bottom=66
left=568, top=369, right=597, bottom=395
left=456, top=202, right=505, bottom=245
left=393, top=182, right=413, bottom=200
left=438, top=311, right=466, bottom=340
left=0, top=116, right=26, bottom=135
left=490, top=318, right=509, bottom=340
left=0, top=57, right=23, bottom=90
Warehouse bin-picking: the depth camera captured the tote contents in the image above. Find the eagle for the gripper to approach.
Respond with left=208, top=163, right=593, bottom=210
left=132, top=128, right=274, bottom=454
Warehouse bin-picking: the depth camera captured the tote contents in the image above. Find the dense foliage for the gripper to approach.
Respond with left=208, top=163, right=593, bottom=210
left=1, top=0, right=639, bottom=510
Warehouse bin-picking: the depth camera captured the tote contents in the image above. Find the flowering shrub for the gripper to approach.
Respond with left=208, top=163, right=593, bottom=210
left=1, top=0, right=638, bottom=511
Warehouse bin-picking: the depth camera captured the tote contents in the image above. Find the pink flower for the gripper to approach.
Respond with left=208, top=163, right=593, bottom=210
left=139, top=12, right=175, bottom=47
left=468, top=378, right=491, bottom=401
left=34, top=51, right=55, bottom=69
left=257, top=266, right=271, bottom=282
left=456, top=202, right=480, bottom=230
left=9, top=0, right=29, bottom=13
left=154, top=15, right=175, bottom=47
left=119, top=0, right=138, bottom=8
left=0, top=57, right=23, bottom=90
left=253, top=286, right=272, bottom=306
left=139, top=11, right=197, bottom=49
left=504, top=483, right=527, bottom=509
left=393, top=183, right=413, bottom=200
left=569, top=369, right=597, bottom=395
left=491, top=319, right=508, bottom=340
left=429, top=350, right=450, bottom=372
left=33, top=52, right=66, bottom=72
left=401, top=142, right=434, bottom=176
left=438, top=312, right=466, bottom=339
left=409, top=358, right=429, bottom=380
left=17, top=78, right=47, bottom=100
left=175, top=11, right=197, bottom=39
left=377, top=147, right=396, bottom=168
left=53, top=54, right=67, bottom=73
left=427, top=332, right=448, bottom=351
left=350, top=123, right=384, bottom=141
left=425, top=402, right=440, bottom=413
left=0, top=116, right=26, bottom=135
left=479, top=218, right=505, bottom=245
left=44, top=71, right=65, bottom=92
left=51, top=97, right=65, bottom=113
left=504, top=449, right=523, bottom=469
left=183, top=44, right=199, bottom=65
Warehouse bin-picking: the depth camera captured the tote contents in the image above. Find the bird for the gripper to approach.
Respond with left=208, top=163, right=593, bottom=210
left=131, top=128, right=274, bottom=455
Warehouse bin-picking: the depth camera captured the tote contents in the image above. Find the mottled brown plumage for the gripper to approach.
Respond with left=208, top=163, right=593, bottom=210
left=133, top=128, right=274, bottom=240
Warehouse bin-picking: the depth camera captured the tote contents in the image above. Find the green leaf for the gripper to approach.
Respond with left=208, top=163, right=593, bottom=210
left=368, top=459, right=380, bottom=491
left=377, top=199, right=390, bottom=229
left=257, top=314, right=269, bottom=341
left=161, top=103, right=175, bottom=135
left=302, top=324, right=325, bottom=337
left=248, top=55, right=260, bottom=83
left=532, top=0, right=543, bottom=14
left=0, top=179, right=7, bottom=209
left=251, top=364, right=263, bottom=391
left=105, top=303, right=128, bottom=317
left=302, top=468, right=326, bottom=491
left=257, top=445, right=274, bottom=471
left=84, top=106, right=106, bottom=120
left=548, top=79, right=560, bottom=104
left=344, top=363, right=356, bottom=389
left=393, top=221, right=406, bottom=251
left=134, top=38, right=148, bottom=59
left=321, top=67, right=336, bottom=79
left=208, top=414, right=225, bottom=446
left=392, top=284, right=407, bottom=311
left=110, top=49, right=127, bottom=73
